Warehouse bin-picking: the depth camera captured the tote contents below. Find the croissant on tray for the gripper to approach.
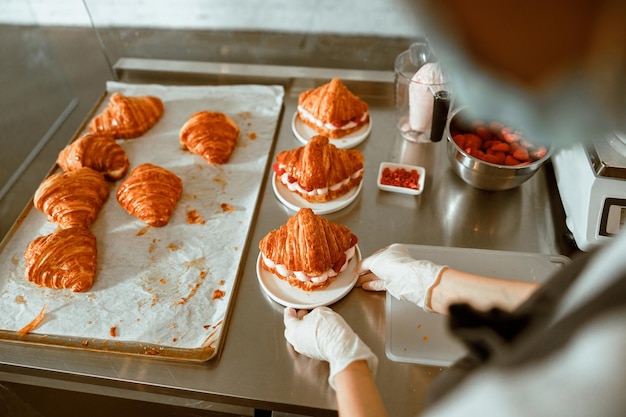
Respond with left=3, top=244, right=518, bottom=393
left=179, top=111, right=240, bottom=164
left=34, top=167, right=109, bottom=229
left=88, top=92, right=164, bottom=139
left=297, top=78, right=369, bottom=139
left=258, top=208, right=358, bottom=291
left=116, top=163, right=183, bottom=227
left=24, top=227, right=98, bottom=292
left=57, top=132, right=129, bottom=180
left=273, top=135, right=364, bottom=203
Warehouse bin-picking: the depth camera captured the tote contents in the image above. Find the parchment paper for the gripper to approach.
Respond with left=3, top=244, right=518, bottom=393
left=0, top=81, right=284, bottom=358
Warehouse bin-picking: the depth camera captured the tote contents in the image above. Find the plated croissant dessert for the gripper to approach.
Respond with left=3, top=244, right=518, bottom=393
left=297, top=78, right=369, bottom=139
left=179, top=111, right=240, bottom=164
left=34, top=167, right=109, bottom=229
left=116, top=163, right=183, bottom=227
left=88, top=92, right=164, bottom=139
left=24, top=227, right=98, bottom=292
left=258, top=208, right=358, bottom=291
left=57, top=132, right=129, bottom=180
left=273, top=135, right=364, bottom=203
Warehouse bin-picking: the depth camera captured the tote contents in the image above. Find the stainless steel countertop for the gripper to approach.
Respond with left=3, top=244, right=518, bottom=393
left=0, top=60, right=574, bottom=416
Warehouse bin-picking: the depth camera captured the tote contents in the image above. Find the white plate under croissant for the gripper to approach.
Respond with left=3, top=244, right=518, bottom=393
left=256, top=246, right=361, bottom=309
left=272, top=172, right=363, bottom=215
left=291, top=112, right=371, bottom=150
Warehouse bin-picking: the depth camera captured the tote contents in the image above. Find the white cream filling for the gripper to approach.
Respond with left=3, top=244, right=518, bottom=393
left=262, top=245, right=356, bottom=284
left=278, top=164, right=363, bottom=197
left=297, top=105, right=368, bottom=132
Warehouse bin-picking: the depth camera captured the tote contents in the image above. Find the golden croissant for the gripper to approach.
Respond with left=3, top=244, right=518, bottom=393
left=258, top=208, right=358, bottom=291
left=273, top=135, right=364, bottom=203
left=116, top=163, right=183, bottom=227
left=34, top=167, right=109, bottom=229
left=179, top=111, right=239, bottom=164
left=297, top=78, right=369, bottom=139
left=88, top=92, right=164, bottom=139
left=57, top=132, right=129, bottom=180
left=24, top=227, right=98, bottom=292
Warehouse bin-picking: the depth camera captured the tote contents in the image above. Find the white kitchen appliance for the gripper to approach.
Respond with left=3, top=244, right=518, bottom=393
left=553, top=131, right=626, bottom=251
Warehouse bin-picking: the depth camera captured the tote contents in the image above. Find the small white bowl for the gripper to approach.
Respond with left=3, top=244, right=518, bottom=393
left=377, top=162, right=425, bottom=195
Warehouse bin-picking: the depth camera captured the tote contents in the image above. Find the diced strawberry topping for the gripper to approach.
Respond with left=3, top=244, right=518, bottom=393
left=273, top=163, right=285, bottom=176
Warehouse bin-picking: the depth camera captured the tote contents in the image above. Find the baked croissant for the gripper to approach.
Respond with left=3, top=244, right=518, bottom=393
left=57, top=132, right=130, bottom=180
left=88, top=92, right=164, bottom=139
left=179, top=111, right=240, bottom=164
left=34, top=167, right=109, bottom=229
left=24, top=227, right=98, bottom=292
left=297, top=78, right=369, bottom=139
left=258, top=208, right=358, bottom=291
left=116, top=163, right=183, bottom=227
left=273, top=135, right=364, bottom=203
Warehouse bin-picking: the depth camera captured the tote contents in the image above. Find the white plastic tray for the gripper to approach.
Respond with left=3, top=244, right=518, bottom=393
left=385, top=244, right=569, bottom=367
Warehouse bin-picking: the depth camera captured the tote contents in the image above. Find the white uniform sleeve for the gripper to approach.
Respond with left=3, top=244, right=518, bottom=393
left=422, top=308, right=626, bottom=417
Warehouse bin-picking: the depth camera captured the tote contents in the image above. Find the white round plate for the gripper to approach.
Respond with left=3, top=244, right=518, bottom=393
left=291, top=112, right=371, bottom=149
left=256, top=246, right=361, bottom=309
left=272, top=172, right=363, bottom=215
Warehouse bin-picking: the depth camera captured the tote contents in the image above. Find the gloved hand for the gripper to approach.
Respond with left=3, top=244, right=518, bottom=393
left=356, top=243, right=447, bottom=312
left=283, top=306, right=378, bottom=389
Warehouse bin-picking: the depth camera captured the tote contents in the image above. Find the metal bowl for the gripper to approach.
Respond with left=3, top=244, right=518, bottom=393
left=445, top=109, right=552, bottom=191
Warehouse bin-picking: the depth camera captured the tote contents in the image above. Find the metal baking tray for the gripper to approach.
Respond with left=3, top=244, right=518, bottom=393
left=0, top=81, right=284, bottom=361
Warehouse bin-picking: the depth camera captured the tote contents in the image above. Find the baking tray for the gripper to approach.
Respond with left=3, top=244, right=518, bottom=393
left=386, top=244, right=570, bottom=367
left=0, top=82, right=284, bottom=361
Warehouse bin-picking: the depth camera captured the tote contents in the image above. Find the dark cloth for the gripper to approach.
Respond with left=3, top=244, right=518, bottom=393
left=426, top=247, right=626, bottom=405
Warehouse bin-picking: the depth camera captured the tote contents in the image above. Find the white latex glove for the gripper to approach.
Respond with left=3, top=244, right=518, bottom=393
left=356, top=243, right=447, bottom=312
left=283, top=306, right=378, bottom=390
